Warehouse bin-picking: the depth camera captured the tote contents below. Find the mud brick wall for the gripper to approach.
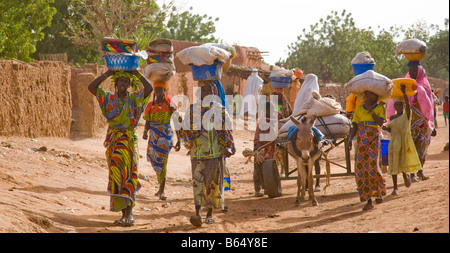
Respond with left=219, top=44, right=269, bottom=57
left=70, top=64, right=113, bottom=137
left=0, top=60, right=72, bottom=137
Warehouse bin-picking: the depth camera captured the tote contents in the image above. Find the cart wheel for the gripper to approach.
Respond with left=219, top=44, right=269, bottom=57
left=262, top=159, right=282, bottom=198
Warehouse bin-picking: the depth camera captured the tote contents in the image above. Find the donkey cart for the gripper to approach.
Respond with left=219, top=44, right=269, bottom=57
left=259, top=116, right=354, bottom=198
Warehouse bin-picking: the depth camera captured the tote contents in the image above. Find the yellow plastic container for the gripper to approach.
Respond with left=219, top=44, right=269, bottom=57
left=391, top=78, right=417, bottom=98
left=404, top=52, right=426, bottom=61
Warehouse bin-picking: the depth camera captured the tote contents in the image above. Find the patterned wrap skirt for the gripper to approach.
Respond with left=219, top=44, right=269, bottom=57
left=191, top=158, right=225, bottom=209
left=104, top=128, right=141, bottom=211
left=354, top=125, right=386, bottom=202
left=146, top=122, right=173, bottom=184
left=410, top=103, right=431, bottom=167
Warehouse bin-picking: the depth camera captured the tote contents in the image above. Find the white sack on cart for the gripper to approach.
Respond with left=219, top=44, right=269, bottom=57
left=279, top=113, right=351, bottom=139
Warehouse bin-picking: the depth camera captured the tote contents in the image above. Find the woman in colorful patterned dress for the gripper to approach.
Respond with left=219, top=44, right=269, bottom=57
left=88, top=69, right=152, bottom=226
left=142, top=82, right=181, bottom=200
left=403, top=63, right=434, bottom=181
left=180, top=81, right=235, bottom=227
left=348, top=90, right=387, bottom=211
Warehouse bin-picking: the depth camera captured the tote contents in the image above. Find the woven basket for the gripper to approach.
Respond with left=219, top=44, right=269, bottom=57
left=102, top=38, right=136, bottom=54
left=103, top=54, right=140, bottom=71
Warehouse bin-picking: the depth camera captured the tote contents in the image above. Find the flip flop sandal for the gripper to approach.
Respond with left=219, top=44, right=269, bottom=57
left=122, top=218, right=135, bottom=227
left=113, top=219, right=126, bottom=226
left=205, top=217, right=215, bottom=225
left=190, top=215, right=202, bottom=227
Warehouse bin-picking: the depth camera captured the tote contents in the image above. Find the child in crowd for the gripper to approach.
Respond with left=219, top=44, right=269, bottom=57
left=443, top=95, right=449, bottom=127
left=348, top=90, right=387, bottom=211
left=382, top=85, right=421, bottom=195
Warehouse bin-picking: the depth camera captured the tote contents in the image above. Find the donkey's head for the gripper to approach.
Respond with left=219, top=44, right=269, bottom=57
left=290, top=115, right=317, bottom=161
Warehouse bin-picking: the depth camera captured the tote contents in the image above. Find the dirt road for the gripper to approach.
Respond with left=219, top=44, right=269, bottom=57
left=0, top=113, right=448, bottom=234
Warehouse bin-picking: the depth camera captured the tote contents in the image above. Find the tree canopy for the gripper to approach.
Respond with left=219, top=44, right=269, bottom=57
left=0, top=0, right=56, bottom=62
left=284, top=11, right=449, bottom=83
left=160, top=6, right=220, bottom=43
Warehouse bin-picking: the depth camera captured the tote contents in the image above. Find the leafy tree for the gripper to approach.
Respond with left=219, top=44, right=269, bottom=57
left=420, top=19, right=449, bottom=81
left=0, top=0, right=56, bottom=62
left=65, top=0, right=172, bottom=48
left=160, top=6, right=219, bottom=43
left=32, top=0, right=100, bottom=66
left=284, top=10, right=409, bottom=84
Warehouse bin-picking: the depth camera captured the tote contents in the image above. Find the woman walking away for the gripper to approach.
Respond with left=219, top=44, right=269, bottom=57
left=88, top=69, right=152, bottom=226
left=387, top=62, right=433, bottom=182
left=142, top=82, right=181, bottom=200
left=180, top=81, right=235, bottom=227
left=348, top=90, right=387, bottom=211
left=382, top=85, right=421, bottom=195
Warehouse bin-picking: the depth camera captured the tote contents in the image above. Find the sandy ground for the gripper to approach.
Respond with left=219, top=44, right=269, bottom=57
left=0, top=111, right=448, bottom=235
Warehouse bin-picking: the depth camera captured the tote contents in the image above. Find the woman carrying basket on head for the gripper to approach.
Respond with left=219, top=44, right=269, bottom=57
left=88, top=69, right=152, bottom=226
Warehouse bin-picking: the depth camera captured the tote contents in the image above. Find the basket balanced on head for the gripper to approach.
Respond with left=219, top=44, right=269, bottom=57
left=101, top=38, right=141, bottom=71
left=103, top=54, right=141, bottom=71
left=395, top=38, right=428, bottom=62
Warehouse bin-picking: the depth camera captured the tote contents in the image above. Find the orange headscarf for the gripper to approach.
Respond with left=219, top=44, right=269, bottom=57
left=153, top=82, right=167, bottom=90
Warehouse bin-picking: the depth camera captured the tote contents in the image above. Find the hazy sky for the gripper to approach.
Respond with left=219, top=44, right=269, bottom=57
left=162, top=0, right=449, bottom=65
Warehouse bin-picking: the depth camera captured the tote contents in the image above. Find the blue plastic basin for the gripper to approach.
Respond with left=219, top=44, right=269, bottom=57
left=352, top=63, right=375, bottom=75
left=190, top=61, right=224, bottom=81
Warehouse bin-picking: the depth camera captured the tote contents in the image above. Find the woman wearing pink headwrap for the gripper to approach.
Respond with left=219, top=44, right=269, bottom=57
left=386, top=62, right=434, bottom=181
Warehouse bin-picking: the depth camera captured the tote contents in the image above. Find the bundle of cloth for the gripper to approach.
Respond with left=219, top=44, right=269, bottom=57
left=395, top=38, right=428, bottom=55
left=395, top=38, right=428, bottom=63
left=279, top=74, right=350, bottom=139
left=144, top=38, right=176, bottom=83
left=177, top=44, right=232, bottom=66
left=351, top=51, right=375, bottom=64
left=177, top=43, right=235, bottom=114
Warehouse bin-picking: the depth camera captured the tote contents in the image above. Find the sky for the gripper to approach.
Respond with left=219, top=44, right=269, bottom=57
left=160, top=0, right=449, bottom=65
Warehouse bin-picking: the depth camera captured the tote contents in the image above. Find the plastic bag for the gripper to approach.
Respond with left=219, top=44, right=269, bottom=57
left=176, top=45, right=231, bottom=66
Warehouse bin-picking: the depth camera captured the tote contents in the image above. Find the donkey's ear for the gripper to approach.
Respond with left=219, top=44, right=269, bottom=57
left=300, top=115, right=308, bottom=123
left=290, top=115, right=301, bottom=126
left=308, top=116, right=317, bottom=126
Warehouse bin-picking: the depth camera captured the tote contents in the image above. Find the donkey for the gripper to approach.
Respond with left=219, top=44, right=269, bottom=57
left=287, top=115, right=321, bottom=207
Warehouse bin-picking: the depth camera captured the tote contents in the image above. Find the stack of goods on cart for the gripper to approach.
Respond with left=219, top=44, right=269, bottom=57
left=344, top=70, right=393, bottom=103
left=144, top=38, right=176, bottom=82
left=279, top=73, right=350, bottom=139
left=102, top=37, right=147, bottom=70
left=351, top=51, right=376, bottom=75
left=176, top=44, right=232, bottom=81
left=395, top=38, right=428, bottom=61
